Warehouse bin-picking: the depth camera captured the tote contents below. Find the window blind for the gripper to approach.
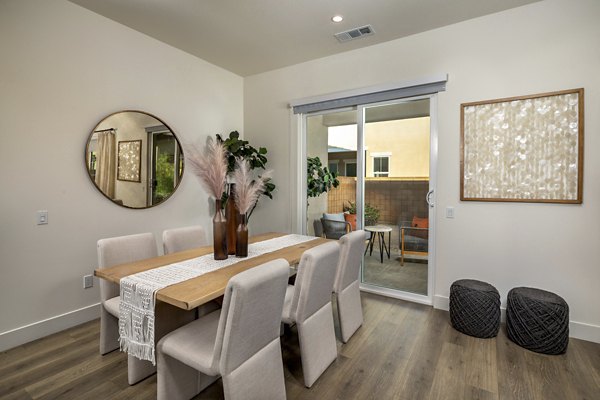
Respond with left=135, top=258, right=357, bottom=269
left=291, top=76, right=447, bottom=115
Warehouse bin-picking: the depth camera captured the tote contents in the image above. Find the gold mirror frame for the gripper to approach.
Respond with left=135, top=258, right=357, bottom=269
left=85, top=110, right=184, bottom=209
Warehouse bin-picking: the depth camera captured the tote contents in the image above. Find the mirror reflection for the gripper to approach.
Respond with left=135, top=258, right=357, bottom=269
left=86, top=110, right=184, bottom=208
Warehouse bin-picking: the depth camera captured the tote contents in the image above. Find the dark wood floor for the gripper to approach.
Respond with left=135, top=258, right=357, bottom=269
left=1, top=293, right=599, bottom=400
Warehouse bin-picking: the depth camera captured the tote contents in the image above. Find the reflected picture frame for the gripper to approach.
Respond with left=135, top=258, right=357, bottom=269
left=460, top=88, right=584, bottom=204
left=117, top=139, right=142, bottom=182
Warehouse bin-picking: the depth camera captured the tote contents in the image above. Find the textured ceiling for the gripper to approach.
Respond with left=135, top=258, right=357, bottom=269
left=69, top=0, right=540, bottom=76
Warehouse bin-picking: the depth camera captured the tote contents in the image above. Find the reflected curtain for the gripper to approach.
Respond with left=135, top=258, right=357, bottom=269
left=95, top=132, right=116, bottom=198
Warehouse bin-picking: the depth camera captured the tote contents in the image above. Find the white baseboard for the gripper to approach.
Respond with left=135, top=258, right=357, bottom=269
left=433, top=295, right=600, bottom=344
left=0, top=303, right=101, bottom=352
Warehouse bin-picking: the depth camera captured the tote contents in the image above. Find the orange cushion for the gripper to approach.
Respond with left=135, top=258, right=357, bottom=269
left=411, top=216, right=428, bottom=239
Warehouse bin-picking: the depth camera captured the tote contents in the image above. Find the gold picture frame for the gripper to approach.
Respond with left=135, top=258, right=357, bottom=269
left=117, top=140, right=142, bottom=182
left=460, top=88, right=584, bottom=203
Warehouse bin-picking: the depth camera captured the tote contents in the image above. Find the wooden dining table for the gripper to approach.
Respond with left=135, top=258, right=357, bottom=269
left=94, top=232, right=329, bottom=311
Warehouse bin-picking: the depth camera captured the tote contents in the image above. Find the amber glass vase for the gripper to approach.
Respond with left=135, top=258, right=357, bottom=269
left=213, top=199, right=228, bottom=260
left=235, top=213, right=248, bottom=257
left=225, top=183, right=239, bottom=255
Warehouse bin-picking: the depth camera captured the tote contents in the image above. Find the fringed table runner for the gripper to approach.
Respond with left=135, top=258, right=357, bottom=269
left=119, top=234, right=318, bottom=364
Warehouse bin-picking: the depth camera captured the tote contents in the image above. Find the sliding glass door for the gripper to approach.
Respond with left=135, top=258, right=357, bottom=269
left=360, top=98, right=432, bottom=298
left=303, top=95, right=436, bottom=303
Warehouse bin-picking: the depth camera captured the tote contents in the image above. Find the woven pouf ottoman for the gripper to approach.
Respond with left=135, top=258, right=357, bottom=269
left=506, top=287, right=569, bottom=355
left=450, top=279, right=500, bottom=338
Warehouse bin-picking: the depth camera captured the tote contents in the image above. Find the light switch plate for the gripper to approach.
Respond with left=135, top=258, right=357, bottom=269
left=37, top=210, right=48, bottom=225
left=446, top=206, right=455, bottom=218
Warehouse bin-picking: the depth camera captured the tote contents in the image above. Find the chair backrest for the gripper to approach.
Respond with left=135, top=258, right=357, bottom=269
left=334, top=230, right=365, bottom=293
left=162, top=225, right=207, bottom=254
left=212, top=259, right=290, bottom=375
left=97, top=232, right=157, bottom=301
left=321, top=218, right=350, bottom=240
left=323, top=212, right=345, bottom=222
left=289, top=241, right=340, bottom=323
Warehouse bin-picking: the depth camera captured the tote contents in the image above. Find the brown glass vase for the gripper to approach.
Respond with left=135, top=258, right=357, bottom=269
left=213, top=199, right=228, bottom=260
left=235, top=213, right=248, bottom=257
left=225, top=183, right=239, bottom=255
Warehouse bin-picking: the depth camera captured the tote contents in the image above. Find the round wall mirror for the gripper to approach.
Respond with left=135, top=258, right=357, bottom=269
left=85, top=110, right=184, bottom=209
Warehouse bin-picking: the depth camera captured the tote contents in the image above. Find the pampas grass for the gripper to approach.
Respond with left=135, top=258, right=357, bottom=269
left=186, top=137, right=228, bottom=199
left=234, top=157, right=272, bottom=216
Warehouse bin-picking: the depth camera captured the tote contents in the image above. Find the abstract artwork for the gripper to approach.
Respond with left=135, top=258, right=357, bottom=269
left=461, top=89, right=583, bottom=203
left=117, top=140, right=142, bottom=182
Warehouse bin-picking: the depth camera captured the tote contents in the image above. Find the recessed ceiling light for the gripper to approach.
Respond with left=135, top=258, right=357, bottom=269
left=331, top=15, right=343, bottom=23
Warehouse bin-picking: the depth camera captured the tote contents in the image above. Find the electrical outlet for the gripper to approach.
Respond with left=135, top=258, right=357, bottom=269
left=37, top=210, right=48, bottom=225
left=83, top=274, right=93, bottom=289
left=446, top=206, right=455, bottom=219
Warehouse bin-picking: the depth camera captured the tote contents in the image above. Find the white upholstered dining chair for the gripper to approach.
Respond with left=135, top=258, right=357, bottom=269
left=97, top=232, right=195, bottom=385
left=162, top=225, right=207, bottom=254
left=157, top=259, right=290, bottom=400
left=162, top=225, right=220, bottom=318
left=333, top=230, right=365, bottom=343
left=281, top=241, right=340, bottom=388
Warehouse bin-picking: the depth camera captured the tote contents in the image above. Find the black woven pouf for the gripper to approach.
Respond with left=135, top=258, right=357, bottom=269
left=506, top=287, right=569, bottom=355
left=450, top=279, right=500, bottom=338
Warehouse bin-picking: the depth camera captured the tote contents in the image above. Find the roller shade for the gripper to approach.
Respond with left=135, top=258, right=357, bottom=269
left=291, top=75, right=447, bottom=114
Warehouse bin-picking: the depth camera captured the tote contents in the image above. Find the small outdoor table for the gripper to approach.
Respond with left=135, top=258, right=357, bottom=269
left=365, top=225, right=392, bottom=263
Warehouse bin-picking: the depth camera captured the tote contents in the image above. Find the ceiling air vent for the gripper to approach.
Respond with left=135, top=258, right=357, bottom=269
left=334, top=25, right=375, bottom=43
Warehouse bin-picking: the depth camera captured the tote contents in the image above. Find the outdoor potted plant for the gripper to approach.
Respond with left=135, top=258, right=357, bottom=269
left=343, top=201, right=380, bottom=229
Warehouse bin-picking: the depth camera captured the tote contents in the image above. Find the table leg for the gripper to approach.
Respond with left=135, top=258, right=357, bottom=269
left=386, top=230, right=391, bottom=259
left=378, top=232, right=384, bottom=263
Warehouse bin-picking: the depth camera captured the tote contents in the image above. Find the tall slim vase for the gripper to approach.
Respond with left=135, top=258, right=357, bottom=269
left=235, top=213, right=248, bottom=257
left=213, top=199, right=227, bottom=260
left=225, top=183, right=239, bottom=255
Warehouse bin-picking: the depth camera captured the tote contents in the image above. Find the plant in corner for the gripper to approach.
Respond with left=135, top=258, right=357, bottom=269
left=307, top=156, right=340, bottom=204
left=343, top=201, right=380, bottom=229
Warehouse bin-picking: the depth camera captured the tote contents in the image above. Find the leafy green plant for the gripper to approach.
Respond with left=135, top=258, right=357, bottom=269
left=307, top=156, right=339, bottom=200
left=155, top=153, right=175, bottom=202
left=343, top=201, right=380, bottom=225
left=216, top=131, right=275, bottom=217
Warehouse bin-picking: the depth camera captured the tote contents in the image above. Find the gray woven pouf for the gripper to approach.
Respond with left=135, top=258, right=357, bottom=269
left=506, top=287, right=569, bottom=355
left=450, top=279, right=500, bottom=338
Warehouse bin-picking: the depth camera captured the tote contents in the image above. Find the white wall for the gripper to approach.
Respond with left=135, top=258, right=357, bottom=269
left=244, top=0, right=600, bottom=342
left=0, top=0, right=243, bottom=350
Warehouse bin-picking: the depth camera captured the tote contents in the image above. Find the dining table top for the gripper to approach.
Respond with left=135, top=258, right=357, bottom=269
left=94, top=232, right=329, bottom=311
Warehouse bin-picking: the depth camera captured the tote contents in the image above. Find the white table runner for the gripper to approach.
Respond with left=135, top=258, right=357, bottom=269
left=118, top=234, right=318, bottom=364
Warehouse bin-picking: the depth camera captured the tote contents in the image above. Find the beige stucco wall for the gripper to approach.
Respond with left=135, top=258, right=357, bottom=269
left=365, top=117, right=430, bottom=178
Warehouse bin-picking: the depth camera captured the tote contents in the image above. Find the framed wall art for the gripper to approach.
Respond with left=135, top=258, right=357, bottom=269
left=461, top=88, right=584, bottom=203
left=117, top=140, right=142, bottom=182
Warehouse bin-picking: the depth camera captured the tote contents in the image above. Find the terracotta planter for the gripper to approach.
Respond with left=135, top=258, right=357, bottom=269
left=344, top=213, right=357, bottom=231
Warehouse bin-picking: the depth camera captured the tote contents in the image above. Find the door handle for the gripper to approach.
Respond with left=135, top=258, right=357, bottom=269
left=426, top=190, right=434, bottom=208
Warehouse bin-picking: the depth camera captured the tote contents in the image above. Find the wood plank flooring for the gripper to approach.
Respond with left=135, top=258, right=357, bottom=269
left=1, top=293, right=598, bottom=399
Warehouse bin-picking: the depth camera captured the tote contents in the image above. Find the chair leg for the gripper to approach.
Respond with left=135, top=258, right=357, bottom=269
left=336, top=280, right=363, bottom=343
left=128, top=301, right=197, bottom=385
left=297, top=303, right=337, bottom=388
left=99, top=305, right=119, bottom=355
left=157, top=351, right=217, bottom=400
left=222, top=339, right=286, bottom=400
